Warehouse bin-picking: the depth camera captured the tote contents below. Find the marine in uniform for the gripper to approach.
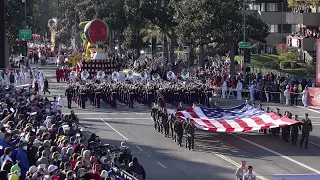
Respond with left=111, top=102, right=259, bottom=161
left=300, top=113, right=313, bottom=149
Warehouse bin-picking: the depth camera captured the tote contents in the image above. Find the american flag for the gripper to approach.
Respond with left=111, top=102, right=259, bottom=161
left=169, top=104, right=299, bottom=132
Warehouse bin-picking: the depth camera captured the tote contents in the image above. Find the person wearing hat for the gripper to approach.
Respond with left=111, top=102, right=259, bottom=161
left=300, top=113, right=313, bottom=149
left=243, top=165, right=256, bottom=180
left=16, top=141, right=30, bottom=179
left=235, top=160, right=247, bottom=180
left=127, top=157, right=146, bottom=180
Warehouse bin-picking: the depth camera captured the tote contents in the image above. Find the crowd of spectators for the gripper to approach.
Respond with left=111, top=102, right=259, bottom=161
left=0, top=84, right=146, bottom=180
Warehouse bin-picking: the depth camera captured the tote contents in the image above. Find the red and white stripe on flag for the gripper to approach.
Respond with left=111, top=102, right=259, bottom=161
left=169, top=105, right=299, bottom=132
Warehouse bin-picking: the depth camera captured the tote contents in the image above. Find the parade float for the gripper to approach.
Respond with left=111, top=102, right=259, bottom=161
left=76, top=19, right=117, bottom=78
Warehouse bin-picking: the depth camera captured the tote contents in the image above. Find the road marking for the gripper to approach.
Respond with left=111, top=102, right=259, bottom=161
left=214, top=153, right=269, bottom=180
left=156, top=161, right=166, bottom=168
left=297, top=106, right=320, bottom=114
left=82, top=118, right=152, bottom=120
left=233, top=134, right=320, bottom=174
left=136, top=146, right=144, bottom=151
left=310, top=142, right=320, bottom=147
left=100, top=118, right=129, bottom=141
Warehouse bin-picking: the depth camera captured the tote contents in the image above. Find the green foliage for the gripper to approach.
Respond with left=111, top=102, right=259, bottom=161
left=280, top=61, right=292, bottom=69
left=79, top=21, right=90, bottom=31
left=263, top=61, right=280, bottom=70
left=280, top=60, right=299, bottom=69
left=278, top=52, right=297, bottom=62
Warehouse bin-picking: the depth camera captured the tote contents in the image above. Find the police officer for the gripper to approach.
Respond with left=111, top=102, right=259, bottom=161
left=186, top=119, right=195, bottom=151
left=300, top=113, right=313, bottom=149
left=291, top=115, right=301, bottom=146
left=65, top=86, right=73, bottom=109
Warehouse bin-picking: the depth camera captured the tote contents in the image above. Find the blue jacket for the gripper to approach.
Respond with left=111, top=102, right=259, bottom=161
left=16, top=148, right=29, bottom=176
left=0, top=139, right=19, bottom=157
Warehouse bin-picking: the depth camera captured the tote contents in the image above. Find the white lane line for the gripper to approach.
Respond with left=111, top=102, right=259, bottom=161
left=156, top=161, right=166, bottom=168
left=136, top=146, right=144, bottom=151
left=297, top=106, right=320, bottom=114
left=82, top=118, right=152, bottom=120
left=100, top=118, right=129, bottom=141
left=233, top=134, right=320, bottom=174
left=310, top=142, right=320, bottom=147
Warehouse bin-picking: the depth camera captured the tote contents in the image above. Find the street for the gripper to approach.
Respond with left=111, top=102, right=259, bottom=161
left=39, top=66, right=320, bottom=180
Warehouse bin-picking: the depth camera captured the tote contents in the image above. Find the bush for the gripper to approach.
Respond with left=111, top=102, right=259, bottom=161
left=290, top=62, right=299, bottom=69
left=263, top=61, right=279, bottom=70
left=280, top=61, right=293, bottom=69
left=278, top=52, right=296, bottom=62
left=276, top=43, right=287, bottom=55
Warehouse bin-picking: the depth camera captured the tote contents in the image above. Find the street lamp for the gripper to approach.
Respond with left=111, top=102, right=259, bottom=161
left=140, top=50, right=145, bottom=55
left=22, top=0, right=27, bottom=28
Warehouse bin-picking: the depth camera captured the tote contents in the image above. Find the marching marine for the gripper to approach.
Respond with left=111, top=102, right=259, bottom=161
left=300, top=113, right=313, bottom=149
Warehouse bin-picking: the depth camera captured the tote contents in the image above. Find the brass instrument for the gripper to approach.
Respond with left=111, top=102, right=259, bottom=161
left=167, top=71, right=175, bottom=80
left=97, top=70, right=106, bottom=79
left=127, top=70, right=134, bottom=79
left=112, top=71, right=120, bottom=81
left=151, top=73, right=160, bottom=81
left=69, top=71, right=77, bottom=80
left=181, top=69, right=189, bottom=80
left=140, top=71, right=148, bottom=80
left=81, top=70, right=90, bottom=80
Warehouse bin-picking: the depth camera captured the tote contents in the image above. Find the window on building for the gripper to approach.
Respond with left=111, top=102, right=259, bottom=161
left=261, top=3, right=265, bottom=11
left=249, top=3, right=260, bottom=11
left=266, top=3, right=278, bottom=12
left=270, top=24, right=278, bottom=33
left=291, top=24, right=299, bottom=33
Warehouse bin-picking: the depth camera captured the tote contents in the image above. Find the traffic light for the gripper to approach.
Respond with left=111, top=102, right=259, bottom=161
left=20, top=40, right=27, bottom=56
left=243, top=49, right=251, bottom=63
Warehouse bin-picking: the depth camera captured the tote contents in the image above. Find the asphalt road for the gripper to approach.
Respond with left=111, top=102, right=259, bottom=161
left=36, top=66, right=320, bottom=180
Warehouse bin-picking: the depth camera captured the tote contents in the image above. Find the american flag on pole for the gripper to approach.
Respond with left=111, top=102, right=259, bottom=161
left=169, top=104, right=299, bottom=132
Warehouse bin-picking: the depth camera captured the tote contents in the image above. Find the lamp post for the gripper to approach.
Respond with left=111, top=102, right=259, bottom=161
left=22, top=0, right=27, bottom=28
left=242, top=0, right=247, bottom=85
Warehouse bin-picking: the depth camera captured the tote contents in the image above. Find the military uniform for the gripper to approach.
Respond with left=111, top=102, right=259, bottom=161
left=300, top=117, right=313, bottom=148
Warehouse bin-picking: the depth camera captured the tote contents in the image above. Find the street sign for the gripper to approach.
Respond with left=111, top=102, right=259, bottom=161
left=245, top=63, right=254, bottom=67
left=19, top=29, right=32, bottom=39
left=239, top=42, right=250, bottom=49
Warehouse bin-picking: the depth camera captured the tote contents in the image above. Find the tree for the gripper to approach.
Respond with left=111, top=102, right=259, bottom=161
left=176, top=0, right=269, bottom=73
left=288, top=0, right=320, bottom=8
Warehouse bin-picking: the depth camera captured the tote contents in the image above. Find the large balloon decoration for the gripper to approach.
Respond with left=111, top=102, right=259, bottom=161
left=79, top=20, right=109, bottom=61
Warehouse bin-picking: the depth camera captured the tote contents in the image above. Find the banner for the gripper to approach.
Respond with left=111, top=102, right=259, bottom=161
left=316, top=39, right=320, bottom=86
left=307, top=87, right=320, bottom=109
left=274, top=174, right=320, bottom=180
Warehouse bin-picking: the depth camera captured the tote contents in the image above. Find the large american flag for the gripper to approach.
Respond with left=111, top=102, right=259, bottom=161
left=168, top=104, right=299, bottom=132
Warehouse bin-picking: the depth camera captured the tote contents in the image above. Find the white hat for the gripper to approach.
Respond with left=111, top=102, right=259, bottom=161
left=33, top=139, right=42, bottom=145
left=38, top=164, right=46, bottom=169
left=29, top=166, right=37, bottom=174
left=39, top=126, right=46, bottom=131
left=48, top=165, right=58, bottom=173
left=100, top=170, right=109, bottom=178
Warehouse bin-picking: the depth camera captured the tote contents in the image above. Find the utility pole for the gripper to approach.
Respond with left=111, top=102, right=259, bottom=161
left=242, top=0, right=247, bottom=85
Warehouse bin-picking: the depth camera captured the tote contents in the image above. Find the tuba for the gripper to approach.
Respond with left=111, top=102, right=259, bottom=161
left=140, top=71, right=148, bottom=80
left=97, top=70, right=105, bottom=79
left=181, top=69, right=189, bottom=80
left=127, top=70, right=134, bottom=79
left=112, top=71, right=120, bottom=80
left=151, top=73, right=160, bottom=81
left=69, top=71, right=77, bottom=80
left=81, top=70, right=90, bottom=80
left=167, top=71, right=175, bottom=80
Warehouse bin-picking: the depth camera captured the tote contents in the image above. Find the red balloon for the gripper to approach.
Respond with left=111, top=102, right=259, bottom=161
left=88, top=20, right=108, bottom=45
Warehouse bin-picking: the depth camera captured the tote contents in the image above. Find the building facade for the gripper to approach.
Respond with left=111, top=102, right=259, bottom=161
left=248, top=0, right=320, bottom=61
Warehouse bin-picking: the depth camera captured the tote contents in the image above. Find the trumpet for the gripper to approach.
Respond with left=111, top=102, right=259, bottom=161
left=69, top=71, right=77, bottom=80
left=151, top=73, right=160, bottom=81
left=167, top=71, right=175, bottom=80
left=97, top=70, right=105, bottom=79
left=181, top=69, right=189, bottom=80
left=81, top=70, right=90, bottom=80
left=127, top=70, right=134, bottom=79
left=112, top=71, right=120, bottom=80
left=140, top=71, right=148, bottom=80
